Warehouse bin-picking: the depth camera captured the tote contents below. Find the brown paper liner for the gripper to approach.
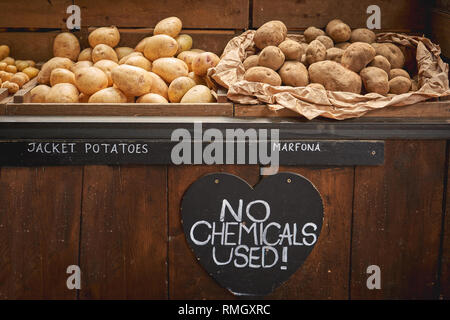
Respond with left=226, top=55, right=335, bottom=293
left=209, top=30, right=450, bottom=120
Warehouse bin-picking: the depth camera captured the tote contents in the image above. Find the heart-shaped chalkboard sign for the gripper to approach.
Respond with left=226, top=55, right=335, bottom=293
left=181, top=172, right=324, bottom=297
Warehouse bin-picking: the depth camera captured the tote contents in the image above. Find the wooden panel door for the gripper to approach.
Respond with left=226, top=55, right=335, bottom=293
left=0, top=166, right=82, bottom=299
left=351, top=140, right=446, bottom=299
left=79, top=165, right=167, bottom=299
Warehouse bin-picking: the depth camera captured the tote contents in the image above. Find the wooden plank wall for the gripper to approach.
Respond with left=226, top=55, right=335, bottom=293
left=0, top=1, right=443, bottom=61
left=431, top=1, right=450, bottom=59
left=252, top=0, right=429, bottom=31
left=0, top=140, right=448, bottom=299
left=0, top=0, right=250, bottom=61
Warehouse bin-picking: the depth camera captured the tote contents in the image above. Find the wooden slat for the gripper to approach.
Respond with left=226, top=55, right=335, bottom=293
left=252, top=0, right=427, bottom=31
left=440, top=145, right=449, bottom=299
left=75, top=0, right=249, bottom=29
left=363, top=101, right=450, bottom=118
left=216, top=87, right=229, bottom=103
left=234, top=101, right=450, bottom=119
left=168, top=165, right=260, bottom=299
left=6, top=103, right=234, bottom=117
left=0, top=0, right=69, bottom=28
left=431, top=10, right=450, bottom=59
left=269, top=167, right=354, bottom=299
left=0, top=166, right=82, bottom=299
left=0, top=88, right=9, bottom=115
left=13, top=78, right=38, bottom=103
left=351, top=140, right=446, bottom=299
left=79, top=165, right=167, bottom=299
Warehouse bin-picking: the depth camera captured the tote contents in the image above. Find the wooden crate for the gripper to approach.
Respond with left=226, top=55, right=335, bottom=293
left=0, top=0, right=247, bottom=117
left=233, top=0, right=450, bottom=119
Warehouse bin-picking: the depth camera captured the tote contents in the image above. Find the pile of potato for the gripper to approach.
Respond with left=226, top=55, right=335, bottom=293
left=242, top=19, right=419, bottom=95
left=31, top=17, right=219, bottom=103
left=0, top=45, right=39, bottom=94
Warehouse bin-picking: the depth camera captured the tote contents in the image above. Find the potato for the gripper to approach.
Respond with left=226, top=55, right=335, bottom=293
left=254, top=20, right=287, bottom=49
left=368, top=55, right=391, bottom=75
left=242, top=55, right=259, bottom=71
left=304, top=26, right=326, bottom=43
left=278, top=61, right=309, bottom=87
left=135, top=37, right=152, bottom=53
left=154, top=17, right=183, bottom=38
left=326, top=47, right=344, bottom=63
left=389, top=76, right=411, bottom=94
left=148, top=72, right=169, bottom=99
left=168, top=76, right=196, bottom=103
left=22, top=67, right=40, bottom=79
left=152, top=57, right=189, bottom=83
left=5, top=65, right=17, bottom=73
left=258, top=46, right=285, bottom=71
left=278, top=39, right=304, bottom=61
left=177, top=51, right=199, bottom=71
left=137, top=93, right=168, bottom=103
left=88, top=87, right=127, bottom=103
left=93, top=60, right=119, bottom=86
left=316, top=35, right=334, bottom=49
left=335, top=42, right=351, bottom=50
left=371, top=43, right=405, bottom=69
left=180, top=85, right=215, bottom=103
left=53, top=32, right=80, bottom=61
left=123, top=55, right=152, bottom=71
left=16, top=61, right=30, bottom=72
left=0, top=62, right=6, bottom=71
left=92, top=44, right=118, bottom=63
left=0, top=45, right=10, bottom=60
left=46, top=83, right=79, bottom=103
left=111, top=64, right=153, bottom=96
left=30, top=84, right=51, bottom=103
left=175, top=34, right=193, bottom=55
left=88, top=26, right=120, bottom=48
left=78, top=48, right=92, bottom=62
left=305, top=40, right=327, bottom=65
left=326, top=19, right=351, bottom=43
left=50, top=68, right=75, bottom=86
left=119, top=52, right=143, bottom=64
left=143, top=35, right=178, bottom=61
left=79, top=93, right=90, bottom=103
left=309, top=60, right=362, bottom=93
left=350, top=28, right=376, bottom=44
left=37, top=57, right=74, bottom=84
left=25, top=60, right=36, bottom=67
left=1, top=57, right=14, bottom=65
left=10, top=72, right=29, bottom=88
left=1, top=81, right=19, bottom=94
left=115, top=47, right=134, bottom=60
left=244, top=66, right=282, bottom=86
left=360, top=67, right=389, bottom=95
left=191, top=49, right=205, bottom=53
left=75, top=67, right=108, bottom=95
left=187, top=71, right=207, bottom=86
left=70, top=61, right=93, bottom=73
left=0, top=71, right=12, bottom=82
left=307, top=83, right=326, bottom=90
left=389, top=68, right=410, bottom=80
left=341, top=42, right=376, bottom=73
left=191, top=52, right=220, bottom=76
